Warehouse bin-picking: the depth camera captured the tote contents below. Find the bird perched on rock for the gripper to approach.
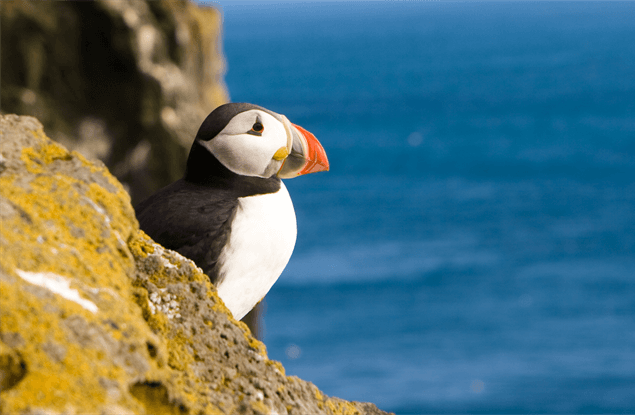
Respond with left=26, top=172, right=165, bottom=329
left=135, top=103, right=329, bottom=320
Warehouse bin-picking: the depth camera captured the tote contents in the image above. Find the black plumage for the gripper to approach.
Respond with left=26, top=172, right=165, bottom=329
left=136, top=107, right=281, bottom=284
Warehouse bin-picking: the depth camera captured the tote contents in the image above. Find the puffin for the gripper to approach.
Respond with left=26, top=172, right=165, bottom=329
left=135, top=103, right=329, bottom=320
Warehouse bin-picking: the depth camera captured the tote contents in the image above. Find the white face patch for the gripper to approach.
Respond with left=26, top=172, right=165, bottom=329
left=201, top=110, right=289, bottom=177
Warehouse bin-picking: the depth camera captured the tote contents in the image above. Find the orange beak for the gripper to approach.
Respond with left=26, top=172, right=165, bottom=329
left=277, top=123, right=329, bottom=178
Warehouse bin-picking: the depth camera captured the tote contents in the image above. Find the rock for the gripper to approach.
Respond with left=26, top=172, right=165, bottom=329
left=0, top=0, right=228, bottom=204
left=0, top=114, right=391, bottom=414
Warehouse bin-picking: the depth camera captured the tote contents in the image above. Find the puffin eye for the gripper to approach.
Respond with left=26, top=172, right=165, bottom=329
left=247, top=120, right=264, bottom=136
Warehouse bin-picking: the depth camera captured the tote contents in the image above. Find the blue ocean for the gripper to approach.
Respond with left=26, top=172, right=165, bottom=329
left=213, top=2, right=635, bottom=413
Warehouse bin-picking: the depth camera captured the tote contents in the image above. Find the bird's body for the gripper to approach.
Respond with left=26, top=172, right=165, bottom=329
left=215, top=183, right=296, bottom=318
left=136, top=103, right=328, bottom=320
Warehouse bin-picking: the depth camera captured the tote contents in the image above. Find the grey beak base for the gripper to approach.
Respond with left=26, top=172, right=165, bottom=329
left=277, top=128, right=307, bottom=179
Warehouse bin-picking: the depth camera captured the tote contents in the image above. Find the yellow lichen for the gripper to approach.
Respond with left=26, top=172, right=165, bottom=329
left=147, top=308, right=170, bottom=335
left=265, top=360, right=286, bottom=377
left=0, top=279, right=143, bottom=414
left=210, top=294, right=233, bottom=316
left=315, top=388, right=324, bottom=401
left=324, top=399, right=362, bottom=415
left=0, top=173, right=135, bottom=283
left=241, top=326, right=267, bottom=357
left=167, top=331, right=195, bottom=372
left=1, top=134, right=151, bottom=412
left=128, top=231, right=156, bottom=258
left=250, top=399, right=269, bottom=414
left=20, top=138, right=71, bottom=174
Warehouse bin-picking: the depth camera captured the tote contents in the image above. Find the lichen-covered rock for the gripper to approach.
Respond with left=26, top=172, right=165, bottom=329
left=0, top=115, right=390, bottom=414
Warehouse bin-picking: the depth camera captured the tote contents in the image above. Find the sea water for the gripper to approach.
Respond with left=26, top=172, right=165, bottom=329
left=215, top=2, right=635, bottom=413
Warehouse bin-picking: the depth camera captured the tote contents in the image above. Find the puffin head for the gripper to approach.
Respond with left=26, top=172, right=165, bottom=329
left=188, top=103, right=329, bottom=180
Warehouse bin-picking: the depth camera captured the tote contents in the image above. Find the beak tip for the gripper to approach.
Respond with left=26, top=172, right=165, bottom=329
left=278, top=122, right=330, bottom=178
left=299, top=149, right=329, bottom=175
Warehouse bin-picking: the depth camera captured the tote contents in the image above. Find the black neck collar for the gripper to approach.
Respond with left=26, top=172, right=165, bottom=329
left=184, top=141, right=281, bottom=196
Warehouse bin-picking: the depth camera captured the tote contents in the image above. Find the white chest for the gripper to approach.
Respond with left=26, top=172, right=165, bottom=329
left=215, top=182, right=297, bottom=320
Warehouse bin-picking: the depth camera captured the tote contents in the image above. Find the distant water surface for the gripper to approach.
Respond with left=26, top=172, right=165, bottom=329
left=214, top=2, right=635, bottom=413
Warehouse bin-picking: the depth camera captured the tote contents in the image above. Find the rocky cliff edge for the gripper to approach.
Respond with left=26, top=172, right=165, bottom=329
left=0, top=114, right=390, bottom=415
